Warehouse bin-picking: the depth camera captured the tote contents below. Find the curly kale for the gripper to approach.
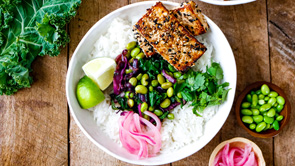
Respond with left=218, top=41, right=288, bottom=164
left=0, top=0, right=81, bottom=95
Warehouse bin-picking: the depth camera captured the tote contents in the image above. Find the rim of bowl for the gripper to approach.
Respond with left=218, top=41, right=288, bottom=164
left=66, top=1, right=236, bottom=165
left=235, top=81, right=291, bottom=138
left=200, top=0, right=256, bottom=6
left=208, top=137, right=266, bottom=166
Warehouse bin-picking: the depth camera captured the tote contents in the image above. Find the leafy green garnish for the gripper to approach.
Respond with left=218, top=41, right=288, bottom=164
left=178, top=62, right=230, bottom=116
left=139, top=55, right=169, bottom=79
left=0, top=0, right=81, bottom=95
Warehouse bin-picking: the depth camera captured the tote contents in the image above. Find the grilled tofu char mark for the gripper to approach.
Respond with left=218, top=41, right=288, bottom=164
left=134, top=2, right=207, bottom=72
left=171, top=1, right=209, bottom=36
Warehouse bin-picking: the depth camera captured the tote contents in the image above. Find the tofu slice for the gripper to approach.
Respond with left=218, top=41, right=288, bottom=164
left=134, top=2, right=207, bottom=72
left=133, top=27, right=157, bottom=57
left=172, top=1, right=209, bottom=36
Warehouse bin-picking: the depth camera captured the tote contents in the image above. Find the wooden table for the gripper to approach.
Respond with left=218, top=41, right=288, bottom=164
left=1, top=0, right=294, bottom=165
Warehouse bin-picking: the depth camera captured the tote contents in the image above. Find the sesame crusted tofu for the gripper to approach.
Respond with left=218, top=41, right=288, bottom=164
left=134, top=2, right=207, bottom=72
left=172, top=1, right=209, bottom=36
left=133, top=27, right=157, bottom=57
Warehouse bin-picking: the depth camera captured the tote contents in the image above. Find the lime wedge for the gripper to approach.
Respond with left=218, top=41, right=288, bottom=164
left=76, top=76, right=105, bottom=109
left=82, top=57, right=116, bottom=90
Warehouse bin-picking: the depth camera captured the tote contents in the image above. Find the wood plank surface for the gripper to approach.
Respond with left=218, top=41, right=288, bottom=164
left=268, top=0, right=295, bottom=165
left=0, top=48, right=68, bottom=165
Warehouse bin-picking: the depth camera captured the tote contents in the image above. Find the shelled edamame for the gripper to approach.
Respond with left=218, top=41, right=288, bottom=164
left=241, top=84, right=285, bottom=132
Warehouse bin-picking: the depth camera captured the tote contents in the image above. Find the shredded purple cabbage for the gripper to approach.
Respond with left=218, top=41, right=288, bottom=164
left=162, top=70, right=176, bottom=84
left=155, top=86, right=165, bottom=93
left=113, top=50, right=128, bottom=95
left=138, top=103, right=142, bottom=117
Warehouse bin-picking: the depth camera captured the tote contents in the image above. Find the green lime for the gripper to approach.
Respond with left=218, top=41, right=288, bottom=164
left=76, top=76, right=105, bottom=109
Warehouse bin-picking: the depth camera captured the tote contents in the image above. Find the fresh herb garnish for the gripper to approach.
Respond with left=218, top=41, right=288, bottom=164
left=178, top=62, right=230, bottom=115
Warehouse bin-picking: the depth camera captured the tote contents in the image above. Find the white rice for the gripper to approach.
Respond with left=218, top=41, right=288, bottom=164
left=88, top=17, right=218, bottom=153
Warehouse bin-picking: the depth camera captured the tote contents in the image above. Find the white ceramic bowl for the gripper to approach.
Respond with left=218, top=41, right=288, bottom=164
left=66, top=1, right=237, bottom=165
left=200, top=0, right=256, bottom=6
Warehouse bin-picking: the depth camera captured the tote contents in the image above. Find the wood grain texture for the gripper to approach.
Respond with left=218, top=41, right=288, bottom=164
left=0, top=49, right=68, bottom=165
left=268, top=0, right=295, bottom=165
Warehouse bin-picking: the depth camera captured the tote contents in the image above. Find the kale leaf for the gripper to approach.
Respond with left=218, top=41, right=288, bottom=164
left=0, top=0, right=81, bottom=95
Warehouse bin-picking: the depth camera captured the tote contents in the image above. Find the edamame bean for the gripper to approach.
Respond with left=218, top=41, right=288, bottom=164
left=167, top=87, right=174, bottom=97
left=135, top=85, right=148, bottom=94
left=157, top=74, right=165, bottom=85
left=131, top=47, right=140, bottom=57
left=272, top=120, right=280, bottom=130
left=252, top=109, right=260, bottom=116
left=266, top=108, right=276, bottom=117
left=136, top=52, right=145, bottom=59
left=269, top=91, right=278, bottom=98
left=167, top=113, right=175, bottom=120
left=168, top=64, right=176, bottom=72
left=148, top=106, right=155, bottom=111
left=264, top=116, right=274, bottom=124
left=263, top=112, right=268, bottom=116
left=160, top=99, right=171, bottom=108
left=141, top=74, right=149, bottom=86
left=276, top=115, right=284, bottom=121
left=259, top=103, right=271, bottom=112
left=258, top=99, right=265, bottom=105
left=126, top=41, right=137, bottom=50
left=151, top=80, right=158, bottom=87
left=125, top=91, right=130, bottom=98
left=129, top=77, right=137, bottom=86
left=129, top=92, right=134, bottom=98
left=127, top=99, right=134, bottom=108
left=277, top=96, right=285, bottom=105
left=125, top=69, right=133, bottom=74
left=268, top=97, right=277, bottom=106
left=261, top=84, right=270, bottom=95
left=264, top=123, right=271, bottom=131
left=175, top=97, right=181, bottom=102
left=149, top=86, right=153, bottom=91
left=249, top=124, right=256, bottom=130
left=241, top=109, right=252, bottom=116
left=242, top=116, right=253, bottom=124
left=241, top=102, right=251, bottom=108
left=177, top=92, right=182, bottom=99
left=161, top=82, right=172, bottom=89
left=143, top=114, right=150, bottom=120
left=274, top=103, right=278, bottom=107
left=276, top=104, right=284, bottom=112
left=256, top=90, right=262, bottom=95
left=256, top=122, right=266, bottom=132
left=173, top=72, right=182, bottom=78
left=250, top=91, right=255, bottom=95
left=252, top=94, right=258, bottom=107
left=154, top=109, right=163, bottom=116
left=141, top=102, right=148, bottom=112
left=259, top=94, right=265, bottom=100
left=136, top=73, right=143, bottom=80
left=264, top=96, right=270, bottom=101
left=246, top=94, right=252, bottom=102
left=253, top=115, right=263, bottom=123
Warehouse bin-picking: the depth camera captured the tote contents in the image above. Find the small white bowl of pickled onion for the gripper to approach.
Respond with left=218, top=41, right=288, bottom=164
left=208, top=137, right=265, bottom=166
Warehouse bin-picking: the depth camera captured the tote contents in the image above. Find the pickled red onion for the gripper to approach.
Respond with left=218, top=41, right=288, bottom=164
left=214, top=143, right=258, bottom=166
left=119, top=111, right=162, bottom=159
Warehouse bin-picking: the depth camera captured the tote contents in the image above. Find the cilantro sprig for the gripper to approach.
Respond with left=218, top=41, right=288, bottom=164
left=174, top=62, right=230, bottom=116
